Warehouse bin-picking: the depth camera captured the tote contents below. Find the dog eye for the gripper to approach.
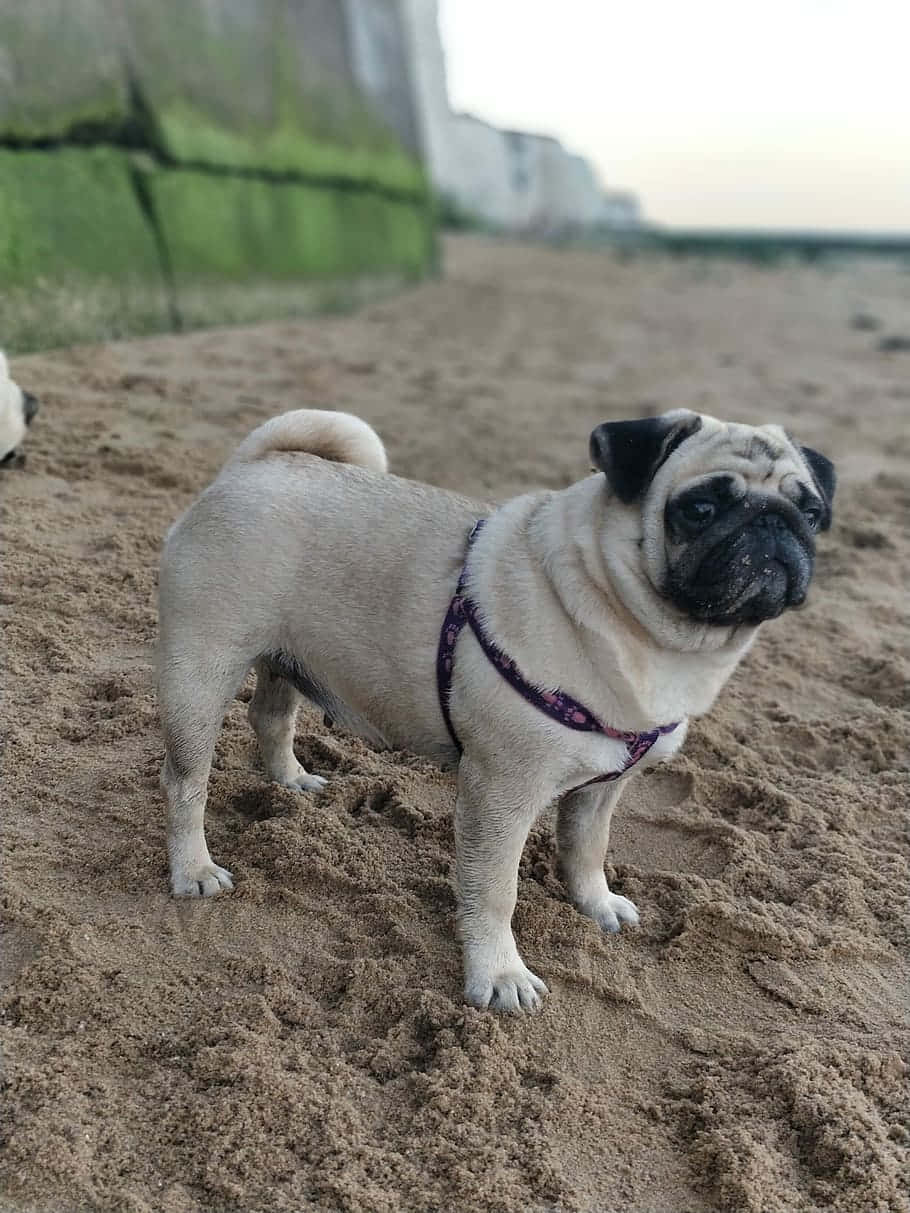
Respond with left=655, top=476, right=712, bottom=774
left=802, top=504, right=822, bottom=530
left=679, top=498, right=716, bottom=526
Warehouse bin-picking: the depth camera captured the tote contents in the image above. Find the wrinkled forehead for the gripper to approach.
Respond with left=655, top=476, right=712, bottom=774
left=666, top=417, right=806, bottom=488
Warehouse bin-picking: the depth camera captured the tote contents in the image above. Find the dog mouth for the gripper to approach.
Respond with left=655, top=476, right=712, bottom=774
left=666, top=512, right=813, bottom=626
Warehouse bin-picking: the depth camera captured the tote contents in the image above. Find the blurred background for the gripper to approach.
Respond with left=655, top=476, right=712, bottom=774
left=1, top=0, right=907, bottom=353
left=439, top=0, right=910, bottom=234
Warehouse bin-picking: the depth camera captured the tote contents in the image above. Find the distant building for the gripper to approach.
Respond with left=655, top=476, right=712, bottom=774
left=601, top=190, right=641, bottom=230
left=399, top=0, right=641, bottom=233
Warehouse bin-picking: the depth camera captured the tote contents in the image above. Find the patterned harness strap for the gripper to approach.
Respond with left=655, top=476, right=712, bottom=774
left=435, top=519, right=679, bottom=787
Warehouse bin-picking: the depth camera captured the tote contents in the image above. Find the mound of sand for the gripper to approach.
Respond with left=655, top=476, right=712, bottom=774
left=2, top=236, right=908, bottom=1213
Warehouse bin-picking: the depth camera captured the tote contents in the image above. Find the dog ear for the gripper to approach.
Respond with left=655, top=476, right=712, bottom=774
left=800, top=446, right=836, bottom=531
left=589, top=413, right=702, bottom=503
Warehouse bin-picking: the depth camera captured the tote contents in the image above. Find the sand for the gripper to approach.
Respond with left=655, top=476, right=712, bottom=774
left=2, top=235, right=909, bottom=1213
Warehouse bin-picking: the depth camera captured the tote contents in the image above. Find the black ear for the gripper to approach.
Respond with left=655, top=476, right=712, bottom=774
left=23, top=391, right=39, bottom=425
left=801, top=446, right=836, bottom=531
left=589, top=413, right=702, bottom=503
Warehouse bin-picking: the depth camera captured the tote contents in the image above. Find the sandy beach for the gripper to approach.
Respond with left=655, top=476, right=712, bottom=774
left=2, top=235, right=908, bottom=1212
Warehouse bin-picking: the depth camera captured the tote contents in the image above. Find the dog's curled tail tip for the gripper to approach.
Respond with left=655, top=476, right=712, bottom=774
left=229, top=408, right=388, bottom=474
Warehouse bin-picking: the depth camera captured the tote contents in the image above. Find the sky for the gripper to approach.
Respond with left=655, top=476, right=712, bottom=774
left=438, top=0, right=910, bottom=232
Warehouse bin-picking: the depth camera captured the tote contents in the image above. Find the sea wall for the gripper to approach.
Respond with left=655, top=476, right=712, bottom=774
left=0, top=0, right=435, bottom=349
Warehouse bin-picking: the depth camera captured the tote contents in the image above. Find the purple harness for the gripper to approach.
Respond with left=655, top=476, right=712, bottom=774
left=436, top=520, right=680, bottom=788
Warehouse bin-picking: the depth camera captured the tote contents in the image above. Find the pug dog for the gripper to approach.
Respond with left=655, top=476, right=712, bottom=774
left=0, top=351, right=39, bottom=467
left=158, top=408, right=834, bottom=1012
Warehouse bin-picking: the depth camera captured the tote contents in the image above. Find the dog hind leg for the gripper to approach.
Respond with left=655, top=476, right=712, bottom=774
left=159, top=653, right=249, bottom=897
left=248, top=657, right=327, bottom=792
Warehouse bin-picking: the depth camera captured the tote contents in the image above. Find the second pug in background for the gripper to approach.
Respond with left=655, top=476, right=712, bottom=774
left=0, top=351, right=39, bottom=467
left=158, top=407, right=834, bottom=1013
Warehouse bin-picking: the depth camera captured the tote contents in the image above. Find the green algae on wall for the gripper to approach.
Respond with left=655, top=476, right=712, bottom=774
left=0, top=147, right=172, bottom=352
left=144, top=167, right=434, bottom=283
left=123, top=0, right=427, bottom=193
left=0, top=0, right=436, bottom=352
left=152, top=99, right=427, bottom=194
left=0, top=148, right=164, bottom=285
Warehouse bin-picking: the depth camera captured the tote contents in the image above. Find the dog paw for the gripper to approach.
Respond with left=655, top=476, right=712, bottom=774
left=272, top=763, right=327, bottom=793
left=171, top=863, right=234, bottom=898
left=465, top=963, right=550, bottom=1014
left=285, top=771, right=327, bottom=793
left=580, top=892, right=640, bottom=934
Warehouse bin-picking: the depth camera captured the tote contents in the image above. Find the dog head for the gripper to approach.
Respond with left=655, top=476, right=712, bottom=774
left=0, top=351, right=39, bottom=468
left=590, top=410, right=835, bottom=630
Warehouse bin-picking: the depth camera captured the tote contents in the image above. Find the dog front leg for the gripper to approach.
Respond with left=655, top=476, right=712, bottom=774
left=556, top=781, right=639, bottom=932
left=455, top=757, right=551, bottom=1013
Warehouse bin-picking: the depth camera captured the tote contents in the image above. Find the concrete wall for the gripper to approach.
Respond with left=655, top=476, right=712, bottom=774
left=400, top=0, right=641, bottom=234
left=0, top=0, right=434, bottom=349
left=398, top=0, right=462, bottom=204
left=0, top=0, right=128, bottom=139
left=343, top=0, right=421, bottom=156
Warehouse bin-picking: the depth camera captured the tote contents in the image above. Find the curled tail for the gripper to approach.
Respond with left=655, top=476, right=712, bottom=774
left=228, top=408, right=387, bottom=473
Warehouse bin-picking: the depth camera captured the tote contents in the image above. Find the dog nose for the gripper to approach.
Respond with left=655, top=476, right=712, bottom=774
left=23, top=392, right=39, bottom=424
left=754, top=511, right=787, bottom=531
